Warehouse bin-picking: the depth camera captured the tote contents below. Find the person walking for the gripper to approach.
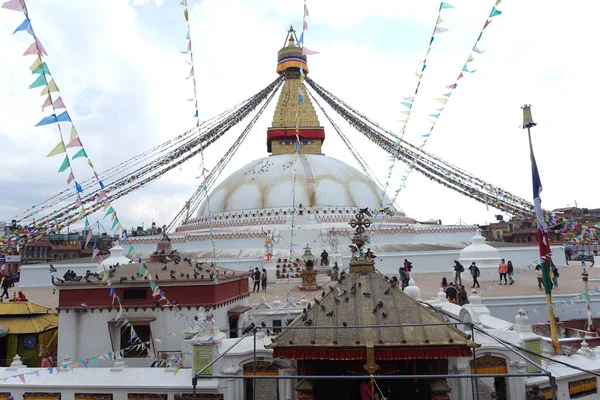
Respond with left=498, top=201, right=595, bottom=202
left=0, top=275, right=10, bottom=301
left=535, top=265, right=543, bottom=291
left=507, top=261, right=515, bottom=285
left=261, top=268, right=268, bottom=292
left=453, top=260, right=464, bottom=286
left=498, top=259, right=508, bottom=285
left=551, top=264, right=559, bottom=290
left=252, top=267, right=261, bottom=293
left=468, top=262, right=480, bottom=288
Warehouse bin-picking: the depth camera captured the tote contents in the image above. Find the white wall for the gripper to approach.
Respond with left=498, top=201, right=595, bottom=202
left=58, top=297, right=248, bottom=368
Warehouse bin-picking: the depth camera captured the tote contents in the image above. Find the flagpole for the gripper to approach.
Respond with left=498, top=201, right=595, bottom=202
left=522, top=104, right=561, bottom=354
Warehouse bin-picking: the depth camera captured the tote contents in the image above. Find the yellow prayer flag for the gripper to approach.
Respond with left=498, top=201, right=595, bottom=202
left=435, top=98, right=448, bottom=104
left=29, top=55, right=42, bottom=72
left=184, top=9, right=189, bottom=21
left=467, top=54, right=475, bottom=63
left=70, top=125, right=78, bottom=142
left=40, top=79, right=59, bottom=95
left=47, top=141, right=66, bottom=157
left=428, top=118, right=438, bottom=125
left=495, top=0, right=501, bottom=5
left=436, top=16, right=443, bottom=24
left=78, top=206, right=85, bottom=221
left=88, top=159, right=94, bottom=169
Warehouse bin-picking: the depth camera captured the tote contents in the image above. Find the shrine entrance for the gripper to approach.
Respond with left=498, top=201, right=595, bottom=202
left=243, top=361, right=279, bottom=400
left=471, top=355, right=509, bottom=400
left=306, top=359, right=448, bottom=400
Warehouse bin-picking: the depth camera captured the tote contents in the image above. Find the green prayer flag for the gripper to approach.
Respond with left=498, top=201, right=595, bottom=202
left=400, top=102, right=413, bottom=109
left=29, top=74, right=48, bottom=89
left=57, top=155, right=70, bottom=173
left=443, top=92, right=452, bottom=97
left=489, top=6, right=502, bottom=17
left=72, top=148, right=88, bottom=159
left=104, top=206, right=115, bottom=218
left=440, top=2, right=454, bottom=9
left=32, top=62, right=51, bottom=75
left=111, top=217, right=119, bottom=231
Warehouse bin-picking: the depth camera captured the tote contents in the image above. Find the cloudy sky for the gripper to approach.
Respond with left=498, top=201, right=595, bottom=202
left=0, top=0, right=597, bottom=233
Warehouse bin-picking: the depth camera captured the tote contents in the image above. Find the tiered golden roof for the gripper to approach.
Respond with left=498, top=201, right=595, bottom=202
left=271, top=78, right=320, bottom=128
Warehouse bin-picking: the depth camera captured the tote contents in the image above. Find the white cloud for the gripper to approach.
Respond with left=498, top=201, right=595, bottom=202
left=0, top=0, right=598, bottom=232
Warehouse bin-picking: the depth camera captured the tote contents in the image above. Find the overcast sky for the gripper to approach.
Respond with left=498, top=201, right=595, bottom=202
left=0, top=0, right=597, bottom=233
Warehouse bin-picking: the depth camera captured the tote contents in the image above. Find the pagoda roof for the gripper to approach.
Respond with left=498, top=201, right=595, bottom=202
left=269, top=270, right=478, bottom=360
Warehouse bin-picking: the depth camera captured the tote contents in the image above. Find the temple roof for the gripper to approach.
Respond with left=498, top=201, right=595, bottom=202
left=269, top=271, right=478, bottom=355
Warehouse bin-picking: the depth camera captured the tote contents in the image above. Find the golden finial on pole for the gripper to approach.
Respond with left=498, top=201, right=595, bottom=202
left=521, top=104, right=537, bottom=129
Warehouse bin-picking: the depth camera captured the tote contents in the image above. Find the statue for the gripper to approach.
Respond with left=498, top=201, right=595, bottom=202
left=262, top=228, right=276, bottom=261
left=329, top=231, right=339, bottom=254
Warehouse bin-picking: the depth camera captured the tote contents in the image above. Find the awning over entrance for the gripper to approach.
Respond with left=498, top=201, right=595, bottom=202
left=273, top=347, right=473, bottom=360
left=228, top=305, right=251, bottom=315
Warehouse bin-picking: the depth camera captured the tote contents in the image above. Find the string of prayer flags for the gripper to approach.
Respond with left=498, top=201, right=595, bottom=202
left=379, top=0, right=454, bottom=209
left=7, top=0, right=125, bottom=233
left=388, top=0, right=504, bottom=205
left=178, top=0, right=219, bottom=274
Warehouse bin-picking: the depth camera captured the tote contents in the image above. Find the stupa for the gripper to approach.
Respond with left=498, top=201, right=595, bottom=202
left=125, top=27, right=527, bottom=276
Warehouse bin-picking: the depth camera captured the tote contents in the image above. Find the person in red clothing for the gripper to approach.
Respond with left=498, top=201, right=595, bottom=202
left=16, top=291, right=27, bottom=302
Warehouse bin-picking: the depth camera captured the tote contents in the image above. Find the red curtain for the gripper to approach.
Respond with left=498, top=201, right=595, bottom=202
left=273, top=347, right=472, bottom=360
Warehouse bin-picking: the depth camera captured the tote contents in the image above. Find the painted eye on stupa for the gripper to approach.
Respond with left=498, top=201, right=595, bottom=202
left=280, top=141, right=294, bottom=146
left=301, top=140, right=312, bottom=145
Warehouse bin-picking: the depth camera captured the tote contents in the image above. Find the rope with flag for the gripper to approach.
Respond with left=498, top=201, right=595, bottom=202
left=380, top=1, right=455, bottom=207
left=389, top=0, right=505, bottom=206
left=178, top=0, right=219, bottom=280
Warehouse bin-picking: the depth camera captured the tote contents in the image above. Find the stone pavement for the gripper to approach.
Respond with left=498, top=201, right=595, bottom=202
left=13, top=262, right=599, bottom=310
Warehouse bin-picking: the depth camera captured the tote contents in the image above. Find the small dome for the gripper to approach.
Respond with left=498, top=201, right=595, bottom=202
left=404, top=277, right=421, bottom=300
left=459, top=235, right=501, bottom=262
left=99, top=244, right=133, bottom=273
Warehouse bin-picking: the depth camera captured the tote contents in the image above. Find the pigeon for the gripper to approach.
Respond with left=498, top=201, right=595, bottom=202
left=131, top=275, right=136, bottom=281
left=307, top=303, right=311, bottom=310
left=334, top=298, right=341, bottom=304
left=161, top=265, right=168, bottom=271
left=242, top=323, right=256, bottom=335
left=384, top=289, right=391, bottom=295
left=304, top=319, right=313, bottom=326
left=49, top=264, right=57, bottom=273
left=329, top=285, right=335, bottom=292
left=342, top=321, right=347, bottom=327
left=302, top=313, right=308, bottom=322
left=261, top=321, right=267, bottom=328
left=320, top=305, right=326, bottom=311
left=155, top=274, right=159, bottom=280
left=372, top=307, right=378, bottom=314
left=344, top=297, right=349, bottom=302
left=382, top=312, right=388, bottom=319
left=322, top=291, right=326, bottom=298
left=363, top=292, right=372, bottom=298
left=326, top=311, right=333, bottom=317
left=377, top=301, right=384, bottom=308
left=314, top=297, right=320, bottom=305
left=186, top=274, right=190, bottom=279
left=350, top=287, right=356, bottom=295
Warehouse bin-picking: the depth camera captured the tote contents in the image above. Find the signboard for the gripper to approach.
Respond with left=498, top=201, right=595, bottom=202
left=5, top=256, right=20, bottom=262
left=524, top=340, right=542, bottom=373
left=193, top=345, right=213, bottom=375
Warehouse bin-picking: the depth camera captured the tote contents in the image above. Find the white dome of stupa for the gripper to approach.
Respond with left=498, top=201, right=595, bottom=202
left=197, top=154, right=399, bottom=217
left=404, top=277, right=421, bottom=300
left=458, top=235, right=501, bottom=281
left=98, top=244, right=132, bottom=273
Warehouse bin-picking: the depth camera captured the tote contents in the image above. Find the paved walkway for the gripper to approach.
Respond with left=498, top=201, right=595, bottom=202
left=13, top=262, right=598, bottom=310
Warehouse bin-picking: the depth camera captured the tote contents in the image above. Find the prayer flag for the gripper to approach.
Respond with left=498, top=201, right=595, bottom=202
left=1, top=0, right=26, bottom=12
left=302, top=47, right=319, bottom=55
left=14, top=17, right=34, bottom=36
left=440, top=2, right=454, bottom=9
left=57, top=156, right=71, bottom=173
left=47, top=141, right=66, bottom=157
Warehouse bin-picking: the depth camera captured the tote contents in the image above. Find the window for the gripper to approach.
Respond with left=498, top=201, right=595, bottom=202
left=120, top=325, right=152, bottom=358
left=123, top=289, right=147, bottom=301
left=272, top=319, right=282, bottom=334
left=496, top=231, right=501, bottom=239
left=527, top=236, right=532, bottom=243
left=569, top=378, right=597, bottom=398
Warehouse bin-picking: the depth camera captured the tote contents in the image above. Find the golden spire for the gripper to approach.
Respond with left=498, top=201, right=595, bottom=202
left=268, top=26, right=324, bottom=156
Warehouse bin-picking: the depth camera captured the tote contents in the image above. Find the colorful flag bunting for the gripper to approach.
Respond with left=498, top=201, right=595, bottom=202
left=57, top=156, right=71, bottom=173
left=72, top=148, right=87, bottom=160
left=1, top=0, right=26, bottom=12
left=46, top=141, right=66, bottom=157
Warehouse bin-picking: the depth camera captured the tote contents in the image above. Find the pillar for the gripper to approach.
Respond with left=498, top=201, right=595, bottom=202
left=456, top=357, right=472, bottom=400
left=280, top=368, right=296, bottom=400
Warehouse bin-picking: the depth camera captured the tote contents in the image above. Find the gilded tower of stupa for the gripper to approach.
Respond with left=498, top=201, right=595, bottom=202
left=267, top=27, right=325, bottom=155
